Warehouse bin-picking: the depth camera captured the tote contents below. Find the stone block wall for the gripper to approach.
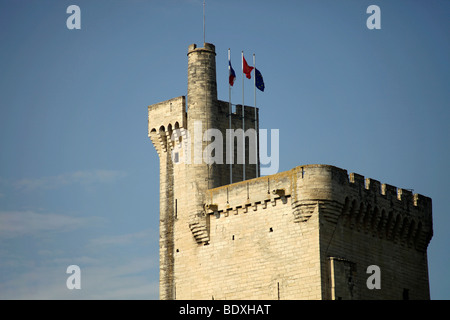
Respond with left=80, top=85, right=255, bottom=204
left=147, top=42, right=433, bottom=300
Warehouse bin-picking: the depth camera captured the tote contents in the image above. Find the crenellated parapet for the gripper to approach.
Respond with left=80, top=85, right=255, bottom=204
left=340, top=172, right=433, bottom=252
left=203, top=164, right=433, bottom=252
left=148, top=41, right=433, bottom=300
left=148, top=96, right=187, bottom=156
left=205, top=170, right=294, bottom=217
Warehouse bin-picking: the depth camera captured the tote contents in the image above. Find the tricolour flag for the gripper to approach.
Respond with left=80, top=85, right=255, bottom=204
left=242, top=55, right=254, bottom=79
left=255, top=68, right=265, bottom=92
left=229, top=61, right=236, bottom=86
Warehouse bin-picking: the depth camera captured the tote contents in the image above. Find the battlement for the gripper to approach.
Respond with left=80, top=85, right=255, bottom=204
left=206, top=169, right=294, bottom=216
left=204, top=164, right=433, bottom=251
left=206, top=164, right=431, bottom=214
left=347, top=172, right=432, bottom=210
left=215, top=99, right=258, bottom=118
left=148, top=96, right=187, bottom=156
left=148, top=96, right=187, bottom=135
left=187, top=43, right=216, bottom=56
left=148, top=41, right=433, bottom=300
left=148, top=97, right=258, bottom=140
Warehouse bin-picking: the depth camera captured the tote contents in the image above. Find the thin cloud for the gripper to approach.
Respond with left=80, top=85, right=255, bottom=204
left=13, top=170, right=127, bottom=191
left=0, top=210, right=102, bottom=239
left=0, top=255, right=159, bottom=300
left=88, top=229, right=157, bottom=247
left=73, top=256, right=159, bottom=299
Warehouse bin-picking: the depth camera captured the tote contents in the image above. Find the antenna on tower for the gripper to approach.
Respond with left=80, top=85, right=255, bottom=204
left=203, top=0, right=206, bottom=44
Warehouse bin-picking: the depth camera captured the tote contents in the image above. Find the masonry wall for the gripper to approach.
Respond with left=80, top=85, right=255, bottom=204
left=322, top=224, right=431, bottom=300
left=148, top=42, right=433, bottom=300
left=215, top=100, right=259, bottom=186
left=173, top=169, right=322, bottom=299
left=148, top=96, right=188, bottom=300
left=171, top=165, right=432, bottom=300
left=148, top=43, right=261, bottom=299
left=312, top=167, right=433, bottom=300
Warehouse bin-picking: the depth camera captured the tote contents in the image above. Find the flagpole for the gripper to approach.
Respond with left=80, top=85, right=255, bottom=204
left=203, top=0, right=206, bottom=43
left=241, top=51, right=245, bottom=181
left=253, top=53, right=259, bottom=178
left=228, top=48, right=233, bottom=184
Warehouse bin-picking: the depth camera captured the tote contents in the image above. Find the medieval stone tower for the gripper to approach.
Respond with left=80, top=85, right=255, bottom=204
left=148, top=43, right=433, bottom=300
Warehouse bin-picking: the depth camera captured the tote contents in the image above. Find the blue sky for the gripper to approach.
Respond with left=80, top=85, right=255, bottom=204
left=0, top=0, right=448, bottom=299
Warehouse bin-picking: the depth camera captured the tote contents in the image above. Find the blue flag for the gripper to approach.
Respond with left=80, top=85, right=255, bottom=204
left=255, top=68, right=265, bottom=92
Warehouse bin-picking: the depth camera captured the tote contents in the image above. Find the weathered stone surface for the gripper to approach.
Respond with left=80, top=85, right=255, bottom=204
left=148, top=43, right=433, bottom=300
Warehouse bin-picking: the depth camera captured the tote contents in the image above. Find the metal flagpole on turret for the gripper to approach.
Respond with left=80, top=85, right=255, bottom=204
left=203, top=0, right=206, bottom=44
left=241, top=51, right=245, bottom=181
left=228, top=48, right=233, bottom=184
left=253, top=53, right=258, bottom=178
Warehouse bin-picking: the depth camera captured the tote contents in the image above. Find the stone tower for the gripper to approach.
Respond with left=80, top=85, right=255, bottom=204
left=148, top=43, right=258, bottom=299
left=148, top=43, right=433, bottom=300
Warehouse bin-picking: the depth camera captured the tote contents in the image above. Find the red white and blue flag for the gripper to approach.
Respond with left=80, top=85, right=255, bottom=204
left=229, top=60, right=236, bottom=86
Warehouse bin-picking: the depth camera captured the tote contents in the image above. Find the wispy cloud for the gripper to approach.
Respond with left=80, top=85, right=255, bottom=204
left=0, top=214, right=159, bottom=299
left=83, top=257, right=158, bottom=300
left=0, top=256, right=159, bottom=300
left=0, top=168, right=158, bottom=299
left=89, top=229, right=157, bottom=247
left=0, top=210, right=102, bottom=239
left=13, top=170, right=127, bottom=191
